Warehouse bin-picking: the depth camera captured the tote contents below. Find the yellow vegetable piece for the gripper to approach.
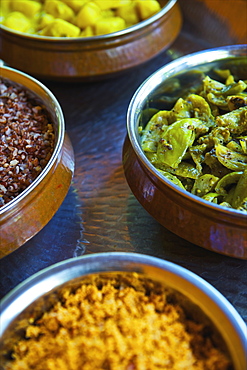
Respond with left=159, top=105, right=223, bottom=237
left=80, top=25, right=94, bottom=36
left=157, top=118, right=202, bottom=169
left=158, top=170, right=186, bottom=190
left=157, top=160, right=201, bottom=180
left=140, top=110, right=171, bottom=153
left=0, top=0, right=11, bottom=17
left=232, top=169, right=247, bottom=210
left=226, top=140, right=243, bottom=153
left=191, top=174, right=219, bottom=197
left=215, top=144, right=247, bottom=171
left=10, top=0, right=42, bottom=18
left=76, top=1, right=101, bottom=28
left=2, top=11, right=31, bottom=32
left=202, top=192, right=221, bottom=204
left=95, top=16, right=125, bottom=35
left=214, top=69, right=232, bottom=80
left=187, top=94, right=215, bottom=127
left=136, top=0, right=161, bottom=20
left=239, top=137, right=247, bottom=154
left=101, top=9, right=115, bottom=18
left=116, top=2, right=140, bottom=26
left=44, top=0, right=75, bottom=22
left=216, top=106, right=247, bottom=135
left=214, top=171, right=242, bottom=195
left=189, top=143, right=207, bottom=173
left=171, top=98, right=191, bottom=120
left=40, top=18, right=81, bottom=36
left=39, top=13, right=55, bottom=29
left=63, top=0, right=89, bottom=12
left=227, top=95, right=247, bottom=111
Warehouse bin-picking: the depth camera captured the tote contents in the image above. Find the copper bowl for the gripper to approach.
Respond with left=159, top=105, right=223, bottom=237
left=0, top=252, right=246, bottom=369
left=123, top=45, right=247, bottom=259
left=0, top=66, right=74, bottom=258
left=0, top=0, right=182, bottom=82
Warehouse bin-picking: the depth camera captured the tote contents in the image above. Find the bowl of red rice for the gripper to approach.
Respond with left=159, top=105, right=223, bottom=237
left=0, top=65, right=74, bottom=258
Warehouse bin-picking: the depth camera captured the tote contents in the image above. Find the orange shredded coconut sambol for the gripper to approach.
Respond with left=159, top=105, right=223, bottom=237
left=2, top=273, right=232, bottom=370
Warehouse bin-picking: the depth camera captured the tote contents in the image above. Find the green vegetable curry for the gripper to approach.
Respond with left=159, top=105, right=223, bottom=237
left=139, top=69, right=247, bottom=212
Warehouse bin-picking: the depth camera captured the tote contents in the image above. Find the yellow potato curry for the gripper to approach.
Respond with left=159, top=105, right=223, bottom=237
left=0, top=0, right=162, bottom=37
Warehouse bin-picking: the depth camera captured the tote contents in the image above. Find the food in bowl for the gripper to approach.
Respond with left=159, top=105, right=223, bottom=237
left=0, top=66, right=74, bottom=257
left=139, top=68, right=247, bottom=212
left=1, top=253, right=246, bottom=369
left=123, top=45, right=247, bottom=257
left=1, top=272, right=232, bottom=370
left=0, top=1, right=181, bottom=81
left=1, top=0, right=162, bottom=37
left=0, top=77, right=55, bottom=207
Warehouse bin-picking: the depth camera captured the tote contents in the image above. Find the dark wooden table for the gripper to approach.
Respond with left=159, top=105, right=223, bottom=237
left=1, top=1, right=247, bottom=324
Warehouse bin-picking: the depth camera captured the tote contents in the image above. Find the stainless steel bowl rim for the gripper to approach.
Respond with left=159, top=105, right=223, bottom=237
left=0, top=0, right=177, bottom=41
left=127, top=44, right=247, bottom=218
left=1, top=251, right=246, bottom=343
left=0, top=66, right=65, bottom=215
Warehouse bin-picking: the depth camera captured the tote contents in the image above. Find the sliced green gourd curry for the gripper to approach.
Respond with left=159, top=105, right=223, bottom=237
left=139, top=69, right=247, bottom=212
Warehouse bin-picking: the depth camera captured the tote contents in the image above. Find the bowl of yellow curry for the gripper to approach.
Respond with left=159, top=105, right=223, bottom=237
left=1, top=252, right=246, bottom=369
left=123, top=44, right=247, bottom=259
left=0, top=0, right=182, bottom=81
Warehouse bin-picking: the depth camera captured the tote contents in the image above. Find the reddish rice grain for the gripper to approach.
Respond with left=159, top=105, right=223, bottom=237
left=0, top=78, right=55, bottom=207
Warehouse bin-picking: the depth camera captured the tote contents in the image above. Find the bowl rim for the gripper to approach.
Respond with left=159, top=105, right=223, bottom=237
left=0, top=0, right=177, bottom=41
left=0, top=65, right=65, bottom=215
left=126, top=44, right=247, bottom=219
left=1, top=252, right=246, bottom=339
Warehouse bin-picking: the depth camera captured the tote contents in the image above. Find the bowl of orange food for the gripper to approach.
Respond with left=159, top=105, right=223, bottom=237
left=123, top=44, right=247, bottom=259
left=0, top=65, right=74, bottom=258
left=0, top=0, right=182, bottom=81
left=1, top=252, right=246, bottom=369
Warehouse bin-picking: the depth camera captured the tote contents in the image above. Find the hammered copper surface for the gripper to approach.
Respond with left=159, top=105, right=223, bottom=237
left=0, top=0, right=182, bottom=81
left=0, top=0, right=246, bottom=331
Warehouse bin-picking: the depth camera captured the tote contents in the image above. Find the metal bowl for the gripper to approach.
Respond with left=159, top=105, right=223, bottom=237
left=0, top=0, right=182, bottom=81
left=123, top=44, right=247, bottom=259
left=0, top=252, right=246, bottom=369
left=0, top=66, right=74, bottom=258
